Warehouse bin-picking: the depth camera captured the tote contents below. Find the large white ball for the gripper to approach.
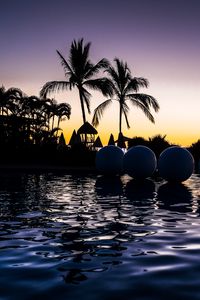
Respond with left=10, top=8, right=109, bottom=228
left=95, top=145, right=124, bottom=175
left=158, top=146, right=194, bottom=182
left=123, top=146, right=157, bottom=179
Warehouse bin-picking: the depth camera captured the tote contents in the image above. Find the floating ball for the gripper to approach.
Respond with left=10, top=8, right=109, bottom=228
left=158, top=146, right=194, bottom=182
left=95, top=145, right=124, bottom=175
left=123, top=146, right=157, bottom=179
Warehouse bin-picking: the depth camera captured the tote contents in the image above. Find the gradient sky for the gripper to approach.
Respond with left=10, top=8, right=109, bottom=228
left=1, top=0, right=200, bottom=146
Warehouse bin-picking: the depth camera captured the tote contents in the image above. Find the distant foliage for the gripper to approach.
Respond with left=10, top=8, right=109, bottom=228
left=0, top=85, right=71, bottom=148
left=128, top=136, right=148, bottom=148
left=148, top=135, right=171, bottom=158
left=188, top=140, right=200, bottom=169
left=128, top=134, right=170, bottom=158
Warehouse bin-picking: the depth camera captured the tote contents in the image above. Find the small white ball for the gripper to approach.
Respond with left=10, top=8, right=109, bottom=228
left=158, top=146, right=194, bottom=182
left=95, top=145, right=124, bottom=175
left=123, top=145, right=157, bottom=179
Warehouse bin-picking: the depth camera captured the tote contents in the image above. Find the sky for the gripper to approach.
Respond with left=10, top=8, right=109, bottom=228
left=1, top=0, right=200, bottom=146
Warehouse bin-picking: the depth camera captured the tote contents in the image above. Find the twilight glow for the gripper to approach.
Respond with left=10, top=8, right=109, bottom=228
left=1, top=0, right=200, bottom=146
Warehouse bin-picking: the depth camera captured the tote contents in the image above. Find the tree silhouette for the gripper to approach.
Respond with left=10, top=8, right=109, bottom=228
left=0, top=86, right=24, bottom=116
left=56, top=102, right=71, bottom=129
left=92, top=58, right=159, bottom=134
left=148, top=134, right=170, bottom=158
left=40, top=38, right=112, bottom=124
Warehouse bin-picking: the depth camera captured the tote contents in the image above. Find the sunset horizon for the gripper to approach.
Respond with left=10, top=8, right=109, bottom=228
left=1, top=0, right=200, bottom=147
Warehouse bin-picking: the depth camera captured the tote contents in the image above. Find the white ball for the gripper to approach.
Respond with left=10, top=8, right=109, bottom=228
left=158, top=146, right=194, bottom=182
left=123, top=145, right=157, bottom=179
left=95, top=145, right=124, bottom=175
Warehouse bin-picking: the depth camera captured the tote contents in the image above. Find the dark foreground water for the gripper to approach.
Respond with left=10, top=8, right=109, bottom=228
left=1, top=172, right=200, bottom=300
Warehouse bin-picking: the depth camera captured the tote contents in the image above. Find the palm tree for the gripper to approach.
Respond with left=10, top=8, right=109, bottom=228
left=56, top=103, right=71, bottom=129
left=40, top=38, right=112, bottom=125
left=46, top=99, right=58, bottom=131
left=0, top=86, right=7, bottom=116
left=0, top=86, right=24, bottom=116
left=92, top=58, right=159, bottom=134
left=39, top=98, right=53, bottom=131
left=0, top=86, right=26, bottom=146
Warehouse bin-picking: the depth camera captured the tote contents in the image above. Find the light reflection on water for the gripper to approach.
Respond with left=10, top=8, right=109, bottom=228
left=1, top=172, right=200, bottom=299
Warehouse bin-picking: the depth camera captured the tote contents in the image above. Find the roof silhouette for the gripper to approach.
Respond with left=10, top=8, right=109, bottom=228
left=117, top=132, right=126, bottom=148
left=59, top=132, right=66, bottom=146
left=77, top=122, right=98, bottom=134
left=93, top=136, right=103, bottom=148
left=69, top=129, right=81, bottom=145
left=108, top=133, right=115, bottom=145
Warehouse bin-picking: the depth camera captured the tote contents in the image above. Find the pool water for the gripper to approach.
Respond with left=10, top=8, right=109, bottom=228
left=1, top=172, right=200, bottom=300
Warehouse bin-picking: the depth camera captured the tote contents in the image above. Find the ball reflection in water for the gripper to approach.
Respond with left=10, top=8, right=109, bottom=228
left=95, top=145, right=124, bottom=175
left=125, top=178, right=155, bottom=204
left=158, top=146, right=194, bottom=182
left=157, top=182, right=193, bottom=212
left=123, top=146, right=157, bottom=179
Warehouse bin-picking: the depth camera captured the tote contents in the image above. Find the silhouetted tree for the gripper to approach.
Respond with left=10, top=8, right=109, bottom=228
left=0, top=86, right=24, bottom=116
left=92, top=58, right=159, bottom=134
left=56, top=102, right=71, bottom=129
left=40, top=38, right=112, bottom=124
left=128, top=136, right=148, bottom=148
left=148, top=134, right=170, bottom=158
left=188, top=139, right=200, bottom=169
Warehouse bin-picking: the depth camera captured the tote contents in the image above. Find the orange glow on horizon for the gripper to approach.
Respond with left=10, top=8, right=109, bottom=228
left=61, top=121, right=200, bottom=148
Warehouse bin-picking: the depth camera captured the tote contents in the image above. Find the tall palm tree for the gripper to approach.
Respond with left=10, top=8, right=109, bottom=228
left=92, top=58, right=159, bottom=134
left=40, top=38, right=112, bottom=124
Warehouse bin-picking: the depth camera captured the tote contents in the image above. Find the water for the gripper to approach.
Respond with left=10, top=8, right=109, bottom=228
left=0, top=172, right=200, bottom=300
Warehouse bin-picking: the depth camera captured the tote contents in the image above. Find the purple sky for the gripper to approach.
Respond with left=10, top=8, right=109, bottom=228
left=1, top=0, right=200, bottom=145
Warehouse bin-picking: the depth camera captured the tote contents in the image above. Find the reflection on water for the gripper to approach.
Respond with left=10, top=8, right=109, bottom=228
left=125, top=178, right=156, bottom=203
left=157, top=182, right=193, bottom=213
left=1, top=172, right=200, bottom=299
left=95, top=175, right=123, bottom=197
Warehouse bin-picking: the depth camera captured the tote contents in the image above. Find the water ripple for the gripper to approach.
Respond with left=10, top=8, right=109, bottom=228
left=1, top=173, right=200, bottom=299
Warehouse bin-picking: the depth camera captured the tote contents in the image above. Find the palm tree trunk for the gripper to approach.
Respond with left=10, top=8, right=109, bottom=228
left=79, top=89, right=86, bottom=124
left=51, top=115, right=55, bottom=131
left=119, top=101, right=122, bottom=134
left=56, top=117, right=60, bottom=137
left=79, top=89, right=87, bottom=143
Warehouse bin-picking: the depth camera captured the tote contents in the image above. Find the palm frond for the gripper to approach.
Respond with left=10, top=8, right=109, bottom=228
left=128, top=97, right=155, bottom=123
left=106, top=58, right=131, bottom=93
left=114, top=58, right=131, bottom=74
left=106, top=65, right=120, bottom=90
left=84, top=58, right=110, bottom=79
left=122, top=102, right=130, bottom=114
left=92, top=99, right=112, bottom=127
left=69, top=38, right=92, bottom=80
left=122, top=107, right=130, bottom=129
left=125, top=77, right=149, bottom=93
left=114, top=58, right=131, bottom=90
left=84, top=78, right=114, bottom=97
left=127, top=93, right=159, bottom=112
left=40, top=81, right=71, bottom=98
left=56, top=50, right=74, bottom=78
left=0, top=85, right=6, bottom=94
left=71, top=38, right=91, bottom=66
